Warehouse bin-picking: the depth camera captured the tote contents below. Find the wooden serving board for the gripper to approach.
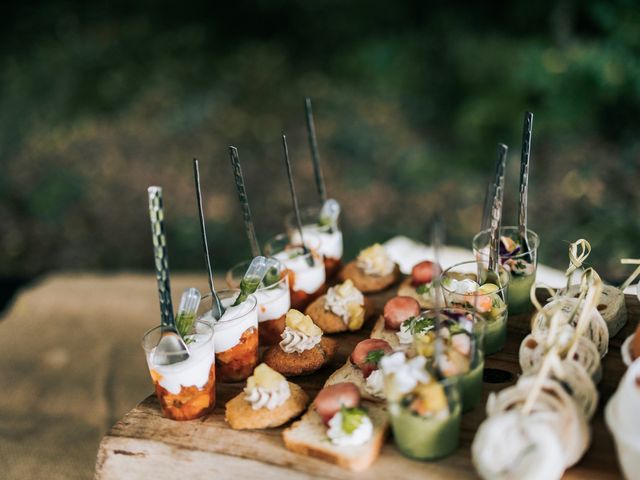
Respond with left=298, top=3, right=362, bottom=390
left=94, top=288, right=636, bottom=479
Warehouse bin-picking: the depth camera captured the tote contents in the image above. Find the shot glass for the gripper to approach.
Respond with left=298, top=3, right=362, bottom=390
left=226, top=258, right=291, bottom=345
left=199, top=289, right=259, bottom=383
left=441, top=260, right=509, bottom=356
left=387, top=375, right=461, bottom=461
left=264, top=233, right=326, bottom=310
left=286, top=206, right=344, bottom=278
left=472, top=226, right=539, bottom=314
left=416, top=308, right=485, bottom=412
left=142, top=321, right=216, bottom=421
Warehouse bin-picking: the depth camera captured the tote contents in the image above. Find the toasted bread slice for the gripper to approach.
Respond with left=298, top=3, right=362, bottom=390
left=225, top=382, right=309, bottom=429
left=305, top=295, right=376, bottom=334
left=263, top=337, right=338, bottom=377
left=324, top=361, right=384, bottom=402
left=282, top=400, right=389, bottom=472
left=339, top=261, right=400, bottom=293
left=396, top=277, right=436, bottom=309
left=370, top=315, right=401, bottom=348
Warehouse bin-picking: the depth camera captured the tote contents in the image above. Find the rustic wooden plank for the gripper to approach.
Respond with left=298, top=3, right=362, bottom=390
left=96, top=290, right=637, bottom=479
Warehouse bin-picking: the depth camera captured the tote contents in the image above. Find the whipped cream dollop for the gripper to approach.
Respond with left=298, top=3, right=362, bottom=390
left=280, top=326, right=321, bottom=353
left=379, top=351, right=430, bottom=394
left=279, top=309, right=323, bottom=353
left=244, top=381, right=290, bottom=410
left=327, top=411, right=373, bottom=446
left=364, top=369, right=385, bottom=398
left=357, top=244, right=395, bottom=276
left=325, top=280, right=364, bottom=324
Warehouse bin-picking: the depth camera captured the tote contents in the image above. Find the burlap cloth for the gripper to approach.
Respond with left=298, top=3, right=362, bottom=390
left=0, top=272, right=212, bottom=480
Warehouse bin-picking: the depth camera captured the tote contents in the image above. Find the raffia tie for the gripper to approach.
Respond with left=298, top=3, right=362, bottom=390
left=620, top=258, right=640, bottom=291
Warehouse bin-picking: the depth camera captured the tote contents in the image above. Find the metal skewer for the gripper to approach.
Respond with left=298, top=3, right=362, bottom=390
left=518, top=112, right=534, bottom=262
left=228, top=146, right=261, bottom=257
left=487, top=144, right=508, bottom=291
left=304, top=98, right=327, bottom=205
left=192, top=159, right=224, bottom=319
left=282, top=134, right=314, bottom=267
left=147, top=186, right=190, bottom=365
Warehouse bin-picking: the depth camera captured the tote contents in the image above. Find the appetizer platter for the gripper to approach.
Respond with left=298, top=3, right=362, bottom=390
left=95, top=106, right=638, bottom=479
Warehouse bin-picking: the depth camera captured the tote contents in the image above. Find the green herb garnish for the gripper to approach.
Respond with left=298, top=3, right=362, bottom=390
left=262, top=266, right=281, bottom=287
left=233, top=275, right=261, bottom=306
left=416, top=282, right=432, bottom=295
left=175, top=312, right=196, bottom=340
left=364, top=349, right=385, bottom=365
left=404, top=316, right=435, bottom=335
left=340, top=405, right=367, bottom=434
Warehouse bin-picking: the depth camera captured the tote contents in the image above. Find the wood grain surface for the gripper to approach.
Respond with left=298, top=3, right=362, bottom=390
left=95, top=287, right=636, bottom=479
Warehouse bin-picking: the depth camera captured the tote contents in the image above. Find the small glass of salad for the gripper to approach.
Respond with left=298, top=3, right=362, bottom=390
left=381, top=351, right=461, bottom=461
left=440, top=260, right=509, bottom=356
left=407, top=308, right=485, bottom=412
left=472, top=226, right=539, bottom=314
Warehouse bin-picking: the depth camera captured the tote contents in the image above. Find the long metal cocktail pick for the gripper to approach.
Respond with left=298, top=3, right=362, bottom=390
left=192, top=159, right=224, bottom=319
left=480, top=182, right=494, bottom=231
left=228, top=146, right=261, bottom=257
left=431, top=215, right=447, bottom=374
left=487, top=144, right=508, bottom=290
left=147, top=186, right=190, bottom=365
left=281, top=134, right=314, bottom=266
left=518, top=111, right=534, bottom=262
left=304, top=98, right=327, bottom=205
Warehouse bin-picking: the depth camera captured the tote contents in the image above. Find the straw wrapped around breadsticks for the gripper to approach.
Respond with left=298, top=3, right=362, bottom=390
left=561, top=239, right=630, bottom=337
left=472, top=257, right=605, bottom=480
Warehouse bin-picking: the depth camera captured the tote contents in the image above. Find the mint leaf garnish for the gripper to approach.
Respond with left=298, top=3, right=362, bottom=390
left=364, top=349, right=385, bottom=365
left=340, top=405, right=367, bottom=434
left=175, top=312, right=196, bottom=339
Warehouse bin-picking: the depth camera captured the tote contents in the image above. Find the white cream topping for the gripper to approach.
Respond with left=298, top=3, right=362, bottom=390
left=443, top=277, right=479, bottom=295
left=201, top=295, right=258, bottom=353
left=379, top=351, right=430, bottom=394
left=147, top=332, right=215, bottom=395
left=291, top=226, right=344, bottom=260
left=357, top=244, right=395, bottom=276
left=274, top=249, right=326, bottom=294
left=244, top=381, right=291, bottom=410
left=254, top=282, right=291, bottom=322
left=396, top=321, right=415, bottom=345
left=279, top=326, right=321, bottom=353
left=324, top=280, right=364, bottom=324
left=364, top=369, right=385, bottom=398
left=327, top=411, right=373, bottom=446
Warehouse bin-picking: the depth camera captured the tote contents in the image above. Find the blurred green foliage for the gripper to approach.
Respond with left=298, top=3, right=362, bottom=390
left=1, top=0, right=639, bottom=282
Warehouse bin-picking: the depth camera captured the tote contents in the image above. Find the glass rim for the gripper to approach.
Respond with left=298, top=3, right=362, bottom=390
left=264, top=232, right=323, bottom=259
left=472, top=226, right=540, bottom=258
left=284, top=207, right=339, bottom=234
left=420, top=307, right=487, bottom=329
left=141, top=320, right=214, bottom=354
left=200, top=290, right=258, bottom=327
left=440, top=260, right=510, bottom=295
left=226, top=257, right=289, bottom=291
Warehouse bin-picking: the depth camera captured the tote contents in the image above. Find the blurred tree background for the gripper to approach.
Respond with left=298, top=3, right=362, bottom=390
left=1, top=0, right=639, bottom=292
